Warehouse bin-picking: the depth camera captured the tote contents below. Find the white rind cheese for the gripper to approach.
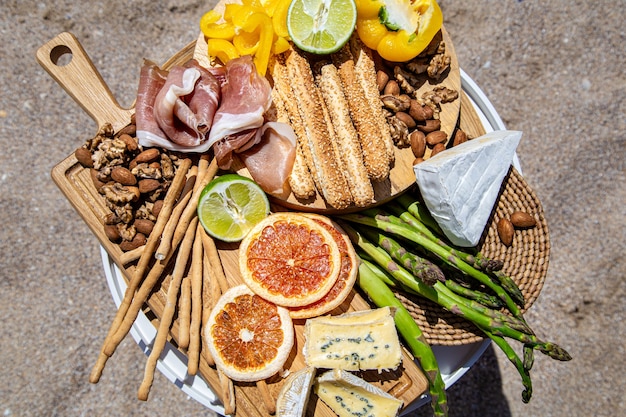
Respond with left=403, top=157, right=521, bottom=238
left=276, top=367, right=316, bottom=417
left=413, top=130, right=522, bottom=247
left=315, top=369, right=403, bottom=417
left=303, top=307, right=402, bottom=371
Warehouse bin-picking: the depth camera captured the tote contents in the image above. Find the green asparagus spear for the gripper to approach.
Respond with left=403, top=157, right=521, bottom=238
left=357, top=261, right=448, bottom=417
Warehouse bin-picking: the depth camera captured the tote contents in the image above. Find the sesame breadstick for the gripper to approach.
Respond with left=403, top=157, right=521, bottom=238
left=270, top=56, right=317, bottom=199
left=333, top=45, right=391, bottom=181
left=315, top=62, right=374, bottom=207
left=285, top=48, right=352, bottom=209
left=350, top=36, right=395, bottom=162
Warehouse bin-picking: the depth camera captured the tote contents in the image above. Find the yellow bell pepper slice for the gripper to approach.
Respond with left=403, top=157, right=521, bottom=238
left=238, top=12, right=274, bottom=76
left=200, top=10, right=236, bottom=40
left=271, top=0, right=291, bottom=39
left=355, top=0, right=443, bottom=62
left=207, top=39, right=240, bottom=64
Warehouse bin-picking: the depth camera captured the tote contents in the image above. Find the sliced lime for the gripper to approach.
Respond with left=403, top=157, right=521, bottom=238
left=197, top=174, right=270, bottom=242
left=287, top=0, right=357, bottom=54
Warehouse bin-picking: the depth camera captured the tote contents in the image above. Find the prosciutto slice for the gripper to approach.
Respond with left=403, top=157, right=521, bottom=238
left=135, top=60, right=220, bottom=152
left=208, top=55, right=272, bottom=168
left=239, top=122, right=297, bottom=199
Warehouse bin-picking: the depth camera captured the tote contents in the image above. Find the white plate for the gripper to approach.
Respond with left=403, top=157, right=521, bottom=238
left=101, top=69, right=513, bottom=415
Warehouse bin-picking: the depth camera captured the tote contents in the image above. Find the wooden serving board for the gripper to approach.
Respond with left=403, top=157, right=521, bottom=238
left=193, top=14, right=461, bottom=213
left=39, top=32, right=435, bottom=416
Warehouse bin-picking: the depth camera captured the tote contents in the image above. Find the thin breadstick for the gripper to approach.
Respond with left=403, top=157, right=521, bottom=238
left=200, top=231, right=230, bottom=294
left=200, top=252, right=216, bottom=368
left=119, top=244, right=145, bottom=265
left=167, top=159, right=218, bottom=260
left=218, top=368, right=236, bottom=415
left=178, top=275, right=191, bottom=349
left=256, top=380, right=276, bottom=415
left=187, top=221, right=205, bottom=375
left=155, top=165, right=198, bottom=260
left=90, top=158, right=192, bottom=383
left=137, top=217, right=198, bottom=401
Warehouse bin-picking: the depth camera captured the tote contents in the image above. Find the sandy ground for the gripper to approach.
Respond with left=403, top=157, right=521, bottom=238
left=0, top=0, right=624, bottom=416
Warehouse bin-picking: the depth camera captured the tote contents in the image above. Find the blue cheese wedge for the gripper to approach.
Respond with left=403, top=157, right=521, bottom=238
left=303, top=307, right=402, bottom=371
left=315, top=369, right=403, bottom=417
left=413, top=130, right=522, bottom=247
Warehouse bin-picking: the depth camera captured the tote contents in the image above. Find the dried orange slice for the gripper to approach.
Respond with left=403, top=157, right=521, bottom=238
left=239, top=212, right=342, bottom=307
left=205, top=285, right=294, bottom=382
left=288, top=214, right=358, bottom=319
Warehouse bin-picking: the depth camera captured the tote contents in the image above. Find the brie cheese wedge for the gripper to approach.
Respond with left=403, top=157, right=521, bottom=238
left=413, top=130, right=522, bottom=247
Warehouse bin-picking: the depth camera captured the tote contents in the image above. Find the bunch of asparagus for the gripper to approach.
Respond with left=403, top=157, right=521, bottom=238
left=336, top=190, right=571, bottom=417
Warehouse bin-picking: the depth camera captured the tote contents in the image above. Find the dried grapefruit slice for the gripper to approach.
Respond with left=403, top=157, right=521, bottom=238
left=205, top=285, right=294, bottom=382
left=239, top=212, right=342, bottom=307
left=288, top=214, right=358, bottom=319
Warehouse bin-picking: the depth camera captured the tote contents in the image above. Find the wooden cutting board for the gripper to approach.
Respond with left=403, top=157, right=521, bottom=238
left=38, top=32, right=444, bottom=416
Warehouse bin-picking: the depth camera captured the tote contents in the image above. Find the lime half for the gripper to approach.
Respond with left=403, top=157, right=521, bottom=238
left=287, top=0, right=357, bottom=54
left=197, top=174, right=270, bottom=242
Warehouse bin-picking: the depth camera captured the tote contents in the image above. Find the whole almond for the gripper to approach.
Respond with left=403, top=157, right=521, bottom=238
left=410, top=130, right=426, bottom=158
left=135, top=148, right=160, bottom=163
left=152, top=199, right=164, bottom=218
left=111, top=166, right=137, bottom=186
left=426, top=131, right=448, bottom=146
left=376, top=70, right=389, bottom=92
left=104, top=224, right=121, bottom=242
left=90, top=168, right=106, bottom=191
left=409, top=101, right=434, bottom=121
left=511, top=211, right=536, bottom=228
left=413, top=157, right=425, bottom=165
left=119, top=233, right=147, bottom=252
left=118, top=133, right=138, bottom=152
left=452, top=129, right=468, bottom=146
left=396, top=112, right=416, bottom=129
left=417, top=118, right=441, bottom=133
left=117, top=124, right=137, bottom=137
left=497, top=218, right=514, bottom=246
left=75, top=147, right=93, bottom=168
left=134, top=219, right=155, bottom=236
left=384, top=80, right=400, bottom=96
left=430, top=142, right=446, bottom=157
left=138, top=178, right=161, bottom=194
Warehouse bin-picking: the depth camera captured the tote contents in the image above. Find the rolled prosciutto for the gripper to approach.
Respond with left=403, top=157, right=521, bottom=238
left=208, top=55, right=273, bottom=168
left=135, top=59, right=220, bottom=152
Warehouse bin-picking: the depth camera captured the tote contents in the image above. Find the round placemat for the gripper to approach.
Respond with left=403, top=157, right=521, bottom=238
left=396, top=167, right=551, bottom=345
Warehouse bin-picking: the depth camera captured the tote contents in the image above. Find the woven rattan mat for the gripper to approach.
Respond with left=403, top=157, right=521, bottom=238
left=396, top=166, right=551, bottom=345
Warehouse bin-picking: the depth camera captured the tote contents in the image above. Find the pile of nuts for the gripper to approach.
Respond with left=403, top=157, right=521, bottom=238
left=75, top=117, right=181, bottom=251
left=375, top=34, right=470, bottom=163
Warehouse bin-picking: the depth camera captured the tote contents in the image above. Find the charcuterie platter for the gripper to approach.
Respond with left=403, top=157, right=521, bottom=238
left=38, top=0, right=571, bottom=415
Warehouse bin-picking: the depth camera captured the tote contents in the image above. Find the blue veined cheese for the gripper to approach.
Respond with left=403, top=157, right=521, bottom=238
left=413, top=130, right=522, bottom=247
left=303, top=307, right=402, bottom=371
left=315, top=369, right=403, bottom=417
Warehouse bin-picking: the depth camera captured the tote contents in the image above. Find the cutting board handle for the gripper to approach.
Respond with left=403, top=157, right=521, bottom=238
left=36, top=32, right=135, bottom=133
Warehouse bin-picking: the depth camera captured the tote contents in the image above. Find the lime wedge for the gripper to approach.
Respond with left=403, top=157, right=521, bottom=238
left=287, top=0, right=357, bottom=54
left=197, top=174, right=270, bottom=242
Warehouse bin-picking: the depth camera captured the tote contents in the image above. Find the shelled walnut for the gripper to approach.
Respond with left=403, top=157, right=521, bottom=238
left=74, top=118, right=182, bottom=251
